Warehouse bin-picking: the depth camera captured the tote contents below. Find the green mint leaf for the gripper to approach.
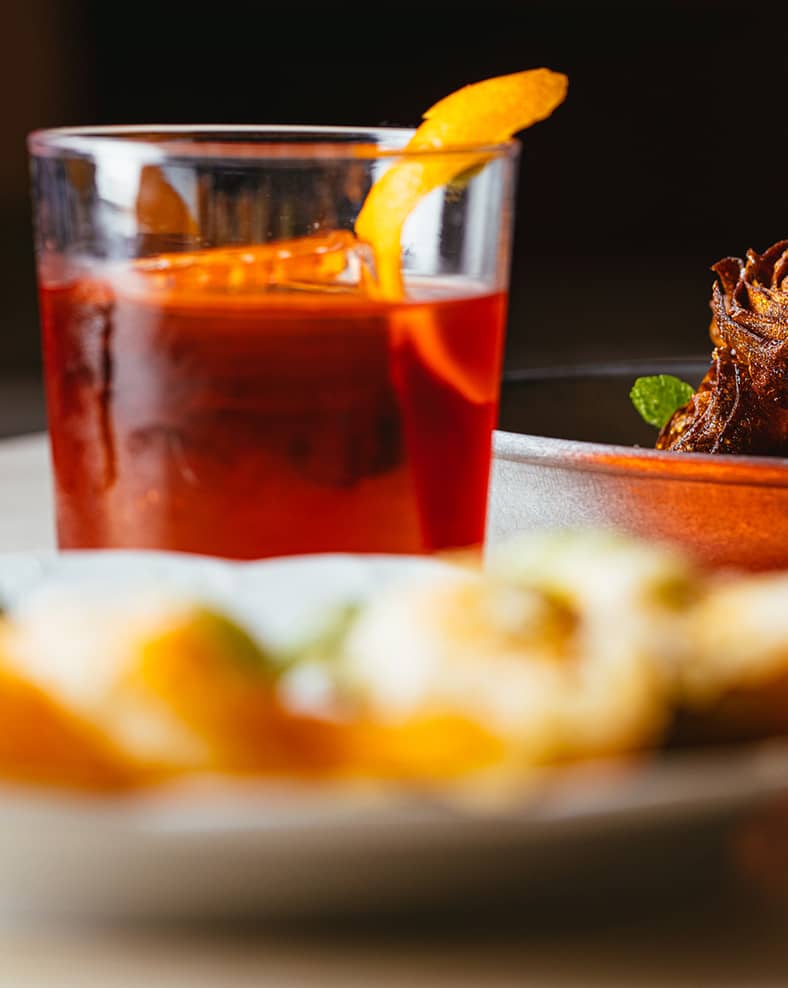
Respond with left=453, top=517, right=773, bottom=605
left=630, top=374, right=695, bottom=429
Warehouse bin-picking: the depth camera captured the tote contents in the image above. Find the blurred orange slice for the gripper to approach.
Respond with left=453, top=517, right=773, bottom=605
left=353, top=712, right=506, bottom=781
left=355, top=68, right=568, bottom=299
left=134, top=610, right=349, bottom=775
left=0, top=658, right=133, bottom=790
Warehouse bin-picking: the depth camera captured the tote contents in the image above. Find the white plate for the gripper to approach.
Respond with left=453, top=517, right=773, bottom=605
left=0, top=550, right=787, bottom=921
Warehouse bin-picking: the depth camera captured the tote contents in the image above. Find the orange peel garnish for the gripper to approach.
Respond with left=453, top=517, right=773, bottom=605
left=355, top=68, right=568, bottom=299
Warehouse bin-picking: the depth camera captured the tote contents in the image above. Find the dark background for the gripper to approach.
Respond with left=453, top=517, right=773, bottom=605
left=3, top=0, right=788, bottom=425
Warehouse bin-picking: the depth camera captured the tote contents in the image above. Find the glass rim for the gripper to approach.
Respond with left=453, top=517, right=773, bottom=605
left=27, top=124, right=521, bottom=162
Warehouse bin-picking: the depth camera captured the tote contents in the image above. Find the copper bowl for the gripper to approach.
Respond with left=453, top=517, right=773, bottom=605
left=491, top=360, right=788, bottom=570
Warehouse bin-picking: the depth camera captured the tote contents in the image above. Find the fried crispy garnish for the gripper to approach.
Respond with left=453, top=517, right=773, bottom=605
left=659, top=241, right=788, bottom=454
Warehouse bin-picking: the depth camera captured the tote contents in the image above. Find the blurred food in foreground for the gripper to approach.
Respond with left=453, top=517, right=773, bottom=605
left=3, top=532, right=788, bottom=791
left=657, top=239, right=788, bottom=454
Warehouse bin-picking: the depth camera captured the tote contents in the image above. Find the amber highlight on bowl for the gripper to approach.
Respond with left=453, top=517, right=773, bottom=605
left=492, top=364, right=788, bottom=571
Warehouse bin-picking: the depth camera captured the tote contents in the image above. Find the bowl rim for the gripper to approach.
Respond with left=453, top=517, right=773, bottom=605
left=493, top=430, right=788, bottom=488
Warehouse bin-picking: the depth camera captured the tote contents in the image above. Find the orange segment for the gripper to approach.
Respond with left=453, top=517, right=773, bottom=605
left=391, top=298, right=506, bottom=406
left=353, top=713, right=506, bottom=781
left=135, top=164, right=198, bottom=237
left=355, top=69, right=568, bottom=299
left=132, top=610, right=348, bottom=775
left=0, top=659, right=134, bottom=791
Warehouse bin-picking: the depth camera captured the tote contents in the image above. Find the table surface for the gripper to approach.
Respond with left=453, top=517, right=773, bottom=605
left=3, top=433, right=788, bottom=987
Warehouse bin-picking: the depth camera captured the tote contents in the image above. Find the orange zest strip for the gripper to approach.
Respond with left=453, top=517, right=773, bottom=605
left=355, top=69, right=568, bottom=299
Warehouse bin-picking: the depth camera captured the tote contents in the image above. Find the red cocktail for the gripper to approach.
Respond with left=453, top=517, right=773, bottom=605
left=40, top=236, right=506, bottom=557
left=29, top=123, right=521, bottom=558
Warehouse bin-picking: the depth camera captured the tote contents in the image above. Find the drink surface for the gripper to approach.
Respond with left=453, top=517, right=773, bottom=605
left=40, top=237, right=507, bottom=558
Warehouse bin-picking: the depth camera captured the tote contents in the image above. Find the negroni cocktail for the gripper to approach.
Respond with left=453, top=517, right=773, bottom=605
left=40, top=235, right=506, bottom=557
left=30, top=71, right=565, bottom=557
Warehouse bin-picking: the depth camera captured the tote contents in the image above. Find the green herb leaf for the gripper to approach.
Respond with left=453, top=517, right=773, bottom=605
left=630, top=374, right=695, bottom=429
left=279, top=603, right=362, bottom=669
left=189, top=609, right=274, bottom=674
